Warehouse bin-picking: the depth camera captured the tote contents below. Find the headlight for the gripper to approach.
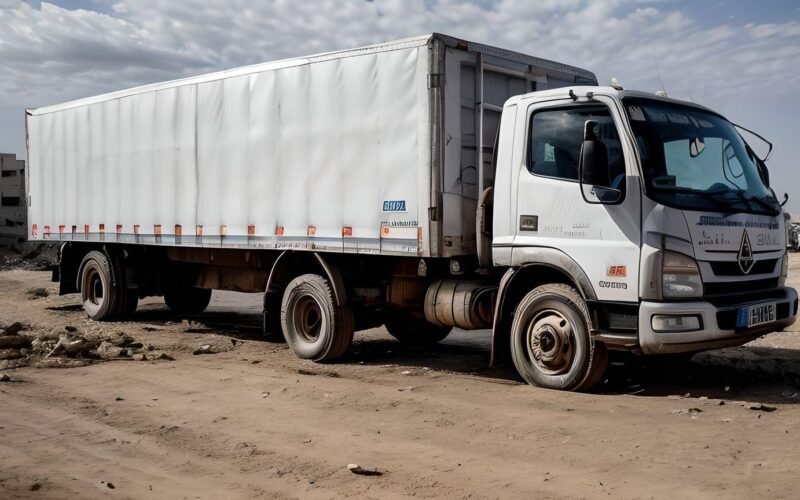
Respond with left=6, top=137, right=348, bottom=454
left=780, top=251, right=789, bottom=286
left=662, top=251, right=702, bottom=298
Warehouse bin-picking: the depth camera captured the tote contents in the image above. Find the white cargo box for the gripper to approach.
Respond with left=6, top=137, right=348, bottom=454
left=26, top=33, right=595, bottom=258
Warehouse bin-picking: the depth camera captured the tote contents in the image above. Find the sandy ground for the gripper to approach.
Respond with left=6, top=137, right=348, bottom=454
left=2, top=257, right=800, bottom=498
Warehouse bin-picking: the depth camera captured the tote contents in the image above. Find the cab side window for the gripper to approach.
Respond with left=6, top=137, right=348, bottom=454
left=529, top=106, right=625, bottom=191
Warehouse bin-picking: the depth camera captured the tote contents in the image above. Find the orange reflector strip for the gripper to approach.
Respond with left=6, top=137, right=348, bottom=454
left=32, top=224, right=38, bottom=237
left=71, top=225, right=77, bottom=235
left=247, top=225, right=255, bottom=236
left=154, top=225, right=162, bottom=235
left=99, top=224, right=105, bottom=234
left=44, top=225, right=50, bottom=235
left=116, top=224, right=122, bottom=233
left=307, top=226, right=316, bottom=236
left=220, top=225, right=227, bottom=236
left=275, top=226, right=284, bottom=236
left=342, top=226, right=353, bottom=237
left=196, top=225, right=203, bottom=237
left=133, top=225, right=139, bottom=235
left=175, top=224, right=182, bottom=236
left=84, top=225, right=89, bottom=236
left=58, top=225, right=65, bottom=234
left=418, top=226, right=423, bottom=241
left=381, top=226, right=390, bottom=236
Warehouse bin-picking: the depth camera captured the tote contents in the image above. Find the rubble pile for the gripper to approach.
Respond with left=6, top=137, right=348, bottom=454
left=0, top=320, right=175, bottom=370
left=0, top=242, right=58, bottom=272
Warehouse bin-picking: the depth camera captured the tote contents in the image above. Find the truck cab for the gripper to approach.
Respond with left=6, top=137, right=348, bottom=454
left=490, top=86, right=797, bottom=389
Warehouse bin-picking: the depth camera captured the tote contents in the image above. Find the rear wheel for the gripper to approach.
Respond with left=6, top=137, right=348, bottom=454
left=109, top=250, right=138, bottom=317
left=164, top=287, right=212, bottom=314
left=510, top=284, right=608, bottom=391
left=384, top=311, right=452, bottom=345
left=79, top=251, right=118, bottom=321
left=281, top=274, right=354, bottom=361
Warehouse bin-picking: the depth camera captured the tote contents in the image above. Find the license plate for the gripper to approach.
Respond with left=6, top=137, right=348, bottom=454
left=746, top=302, right=776, bottom=327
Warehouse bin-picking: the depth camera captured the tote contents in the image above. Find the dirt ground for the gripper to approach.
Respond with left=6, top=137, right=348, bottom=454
left=2, top=257, right=800, bottom=499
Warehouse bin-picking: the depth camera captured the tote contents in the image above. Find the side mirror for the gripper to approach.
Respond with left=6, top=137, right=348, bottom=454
left=689, top=137, right=705, bottom=158
left=579, top=120, right=622, bottom=204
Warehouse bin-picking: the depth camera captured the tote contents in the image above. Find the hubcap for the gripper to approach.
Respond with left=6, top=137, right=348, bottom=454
left=293, top=295, right=323, bottom=342
left=526, top=309, right=575, bottom=376
left=81, top=265, right=105, bottom=316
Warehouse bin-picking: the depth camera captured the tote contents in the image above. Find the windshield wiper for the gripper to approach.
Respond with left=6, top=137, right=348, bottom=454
left=750, top=194, right=780, bottom=214
left=707, top=189, right=779, bottom=215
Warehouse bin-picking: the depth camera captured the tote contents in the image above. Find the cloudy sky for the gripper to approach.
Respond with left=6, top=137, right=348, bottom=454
left=1, top=0, right=799, bottom=210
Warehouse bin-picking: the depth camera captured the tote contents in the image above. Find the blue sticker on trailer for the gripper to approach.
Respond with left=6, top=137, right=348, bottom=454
left=383, top=200, right=407, bottom=212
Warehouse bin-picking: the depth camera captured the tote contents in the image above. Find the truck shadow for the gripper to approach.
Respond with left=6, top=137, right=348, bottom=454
left=132, top=305, right=800, bottom=404
left=596, top=351, right=800, bottom=404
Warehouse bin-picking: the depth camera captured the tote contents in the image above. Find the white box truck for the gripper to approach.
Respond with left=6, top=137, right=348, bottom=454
left=26, top=34, right=797, bottom=390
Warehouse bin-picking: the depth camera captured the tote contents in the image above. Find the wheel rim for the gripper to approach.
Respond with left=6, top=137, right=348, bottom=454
left=82, top=265, right=105, bottom=315
left=525, top=309, right=575, bottom=376
left=293, top=295, right=324, bottom=342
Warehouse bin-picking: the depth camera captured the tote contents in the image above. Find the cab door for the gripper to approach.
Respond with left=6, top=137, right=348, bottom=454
left=512, top=96, right=641, bottom=303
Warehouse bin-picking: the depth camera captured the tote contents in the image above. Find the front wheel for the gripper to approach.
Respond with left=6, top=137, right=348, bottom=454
left=510, top=284, right=608, bottom=391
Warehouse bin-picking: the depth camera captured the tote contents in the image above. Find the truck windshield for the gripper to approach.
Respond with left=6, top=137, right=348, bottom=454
left=623, top=98, right=780, bottom=215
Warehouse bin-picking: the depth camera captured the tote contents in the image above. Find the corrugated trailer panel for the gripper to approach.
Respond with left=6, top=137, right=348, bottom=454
left=26, top=34, right=596, bottom=259
left=27, top=36, right=432, bottom=256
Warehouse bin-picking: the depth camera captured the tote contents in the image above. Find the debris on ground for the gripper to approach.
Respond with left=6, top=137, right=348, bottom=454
left=347, top=464, right=383, bottom=476
left=26, top=287, right=49, bottom=300
left=193, top=344, right=217, bottom=355
left=0, top=319, right=179, bottom=370
left=0, top=373, right=10, bottom=382
left=748, top=403, right=777, bottom=412
left=670, top=408, right=703, bottom=415
left=183, top=320, right=212, bottom=333
left=192, top=337, right=237, bottom=355
left=0, top=242, right=58, bottom=272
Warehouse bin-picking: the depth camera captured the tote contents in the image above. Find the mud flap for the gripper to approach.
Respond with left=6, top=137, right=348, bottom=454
left=489, top=267, right=517, bottom=368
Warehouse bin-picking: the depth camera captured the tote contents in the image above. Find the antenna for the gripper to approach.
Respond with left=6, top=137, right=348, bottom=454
left=653, top=47, right=668, bottom=96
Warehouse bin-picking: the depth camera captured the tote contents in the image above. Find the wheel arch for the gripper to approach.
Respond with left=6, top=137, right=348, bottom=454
left=490, top=252, right=597, bottom=368
left=263, top=251, right=348, bottom=337
left=59, top=242, right=105, bottom=295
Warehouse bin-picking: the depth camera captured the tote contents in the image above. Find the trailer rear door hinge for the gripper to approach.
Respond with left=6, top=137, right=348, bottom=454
left=428, top=73, right=443, bottom=89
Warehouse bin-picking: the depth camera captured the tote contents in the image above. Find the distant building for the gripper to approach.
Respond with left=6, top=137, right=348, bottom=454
left=0, top=153, right=26, bottom=244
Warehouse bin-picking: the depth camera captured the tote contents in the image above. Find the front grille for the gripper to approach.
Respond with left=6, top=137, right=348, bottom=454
left=704, top=278, right=780, bottom=297
left=709, top=259, right=777, bottom=276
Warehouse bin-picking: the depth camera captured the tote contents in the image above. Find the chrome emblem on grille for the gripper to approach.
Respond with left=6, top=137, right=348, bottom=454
left=738, top=230, right=754, bottom=274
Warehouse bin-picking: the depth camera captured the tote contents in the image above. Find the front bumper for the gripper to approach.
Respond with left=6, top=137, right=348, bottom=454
left=638, top=287, right=798, bottom=354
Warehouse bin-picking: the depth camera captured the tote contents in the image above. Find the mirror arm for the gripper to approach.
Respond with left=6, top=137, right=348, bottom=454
left=734, top=122, right=773, bottom=162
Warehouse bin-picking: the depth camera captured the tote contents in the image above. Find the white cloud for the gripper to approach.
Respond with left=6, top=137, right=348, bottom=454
left=2, top=0, right=797, bottom=109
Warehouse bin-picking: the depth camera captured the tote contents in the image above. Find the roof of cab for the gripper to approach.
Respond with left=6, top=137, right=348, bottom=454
left=506, top=86, right=718, bottom=115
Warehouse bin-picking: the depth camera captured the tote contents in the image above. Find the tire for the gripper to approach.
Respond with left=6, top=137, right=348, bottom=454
left=164, top=287, right=212, bottom=314
left=281, top=274, right=354, bottom=362
left=510, top=283, right=608, bottom=391
left=110, top=251, right=138, bottom=318
left=79, top=251, right=119, bottom=321
left=384, top=311, right=452, bottom=345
